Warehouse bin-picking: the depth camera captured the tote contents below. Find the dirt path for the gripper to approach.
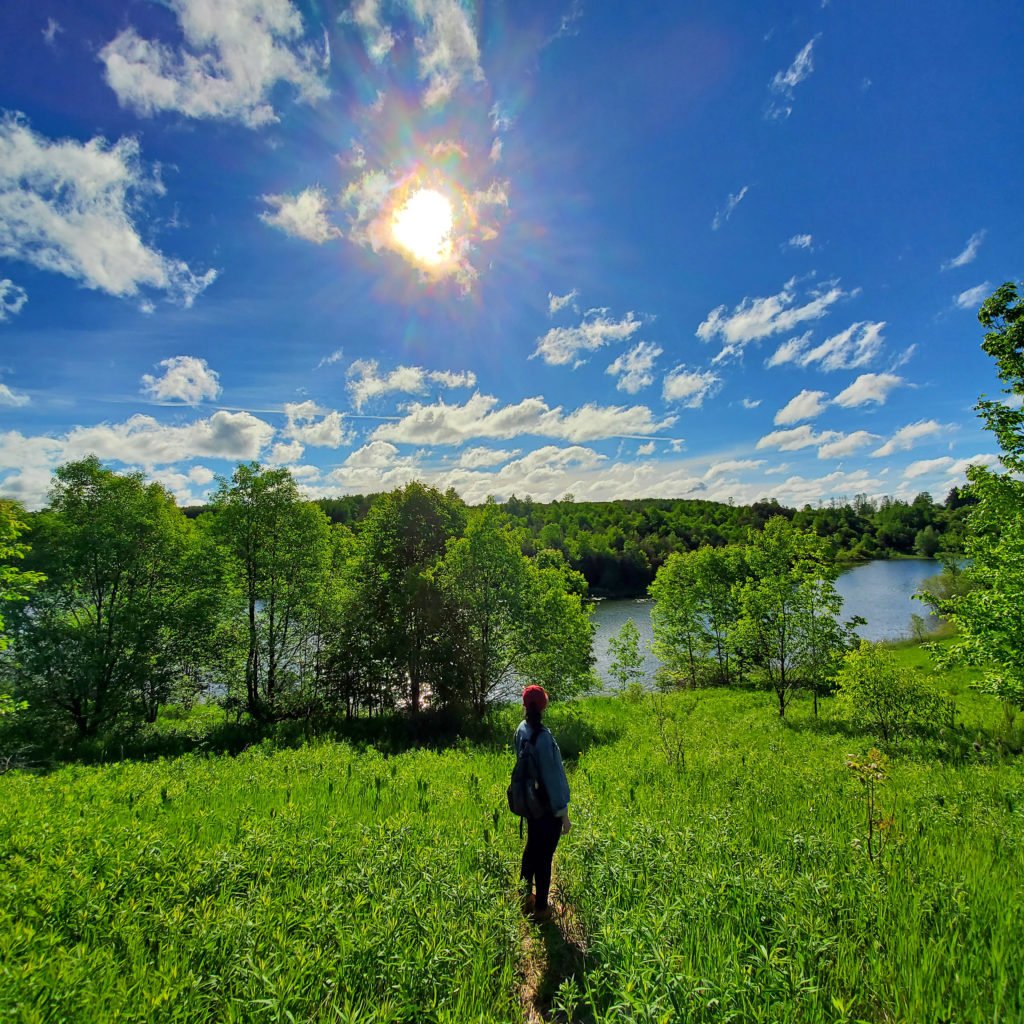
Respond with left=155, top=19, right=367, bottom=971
left=517, top=875, right=592, bottom=1024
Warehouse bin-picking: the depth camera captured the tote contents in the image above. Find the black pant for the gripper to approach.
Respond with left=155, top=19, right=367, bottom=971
left=520, top=813, right=561, bottom=909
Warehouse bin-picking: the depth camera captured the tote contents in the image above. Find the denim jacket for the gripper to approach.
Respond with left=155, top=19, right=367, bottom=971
left=514, top=720, right=570, bottom=818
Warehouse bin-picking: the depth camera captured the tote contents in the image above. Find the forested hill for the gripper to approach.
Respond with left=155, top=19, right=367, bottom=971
left=292, top=489, right=974, bottom=599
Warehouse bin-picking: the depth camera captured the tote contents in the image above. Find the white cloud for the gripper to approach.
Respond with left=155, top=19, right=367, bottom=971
left=942, top=229, right=986, bottom=271
left=54, top=411, right=275, bottom=471
left=711, top=185, right=749, bottom=231
left=489, top=138, right=503, bottom=163
left=954, top=282, right=991, bottom=310
left=454, top=446, right=519, bottom=469
left=261, top=187, right=341, bottom=244
left=662, top=366, right=722, bottom=408
left=371, top=393, right=676, bottom=445
left=817, top=431, right=879, bottom=459
left=42, top=18, right=63, bottom=47
left=533, top=310, right=643, bottom=366
left=345, top=0, right=395, bottom=62
left=189, top=465, right=215, bottom=485
left=346, top=359, right=477, bottom=410
left=636, top=441, right=656, bottom=457
left=740, top=397, right=762, bottom=409
left=766, top=35, right=820, bottom=120
left=141, top=356, right=222, bottom=405
left=871, top=419, right=945, bottom=457
left=101, top=0, right=329, bottom=128
left=773, top=389, right=828, bottom=425
left=903, top=456, right=954, bottom=480
left=283, top=401, right=352, bottom=448
left=405, top=0, right=485, bottom=106
left=768, top=321, right=885, bottom=371
left=317, top=348, right=344, bottom=368
left=0, top=116, right=216, bottom=305
left=266, top=440, right=305, bottom=465
left=606, top=342, right=662, bottom=394
left=832, top=372, right=904, bottom=408
left=756, top=424, right=840, bottom=453
left=343, top=439, right=403, bottom=469
left=787, top=234, right=813, bottom=249
left=698, top=278, right=849, bottom=361
left=0, top=384, right=30, bottom=408
left=0, top=279, right=27, bottom=322
left=942, top=453, right=1001, bottom=478
left=704, top=459, right=765, bottom=480
left=548, top=288, right=579, bottom=315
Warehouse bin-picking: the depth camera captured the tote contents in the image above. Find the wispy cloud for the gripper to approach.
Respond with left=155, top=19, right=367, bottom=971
left=698, top=277, right=850, bottom=362
left=0, top=384, right=30, bottom=407
left=0, top=279, right=28, bottom=322
left=766, top=321, right=885, bottom=371
left=662, top=366, right=722, bottom=409
left=606, top=342, right=662, bottom=394
left=740, top=398, right=762, bottom=410
left=787, top=233, right=813, bottom=249
left=773, top=389, right=828, bottom=425
left=817, top=431, right=879, bottom=459
left=101, top=0, right=329, bottom=127
left=316, top=348, right=345, bottom=369
left=548, top=288, right=579, bottom=316
left=42, top=18, right=62, bottom=47
left=954, top=282, right=992, bottom=310
left=533, top=310, right=643, bottom=366
left=712, top=185, right=750, bottom=230
left=347, top=359, right=476, bottom=410
left=942, top=229, right=986, bottom=271
left=871, top=419, right=945, bottom=457
left=832, top=372, right=905, bottom=408
left=0, top=116, right=216, bottom=305
left=261, top=187, right=341, bottom=244
left=766, top=35, right=821, bottom=120
left=756, top=424, right=840, bottom=453
left=371, top=393, right=676, bottom=445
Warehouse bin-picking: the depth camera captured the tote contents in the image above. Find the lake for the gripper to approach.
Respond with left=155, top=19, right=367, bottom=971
left=590, top=558, right=943, bottom=687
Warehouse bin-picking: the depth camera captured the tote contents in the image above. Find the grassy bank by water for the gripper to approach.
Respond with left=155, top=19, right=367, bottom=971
left=1, top=646, right=1022, bottom=1023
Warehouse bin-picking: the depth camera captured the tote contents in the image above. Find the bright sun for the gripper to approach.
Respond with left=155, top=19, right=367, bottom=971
left=391, top=188, right=454, bottom=266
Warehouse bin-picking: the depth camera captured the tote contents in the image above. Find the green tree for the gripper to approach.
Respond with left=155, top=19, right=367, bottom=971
left=345, top=482, right=467, bottom=715
left=6, top=458, right=192, bottom=735
left=915, top=524, right=941, bottom=558
left=650, top=550, right=704, bottom=686
left=607, top=619, right=645, bottom=691
left=437, top=504, right=593, bottom=715
left=208, top=463, right=335, bottom=721
left=731, top=517, right=846, bottom=717
left=836, top=641, right=952, bottom=741
left=939, top=283, right=1024, bottom=709
left=0, top=501, right=44, bottom=721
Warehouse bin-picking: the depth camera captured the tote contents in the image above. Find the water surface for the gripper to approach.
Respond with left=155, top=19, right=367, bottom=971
left=589, top=558, right=943, bottom=687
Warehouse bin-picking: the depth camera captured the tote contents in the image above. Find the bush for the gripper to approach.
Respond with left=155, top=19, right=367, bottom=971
left=835, top=641, right=954, bottom=741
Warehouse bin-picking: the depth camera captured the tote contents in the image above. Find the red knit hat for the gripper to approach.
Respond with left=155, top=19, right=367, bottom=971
left=522, top=685, right=549, bottom=711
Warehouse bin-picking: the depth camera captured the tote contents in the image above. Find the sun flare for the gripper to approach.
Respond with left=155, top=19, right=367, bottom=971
left=391, top=188, right=454, bottom=266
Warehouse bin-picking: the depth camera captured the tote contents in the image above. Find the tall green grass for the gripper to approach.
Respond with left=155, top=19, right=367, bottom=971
left=1, top=663, right=1021, bottom=1023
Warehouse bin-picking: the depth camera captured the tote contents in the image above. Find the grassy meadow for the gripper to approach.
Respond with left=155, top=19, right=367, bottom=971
left=1, top=644, right=1022, bottom=1024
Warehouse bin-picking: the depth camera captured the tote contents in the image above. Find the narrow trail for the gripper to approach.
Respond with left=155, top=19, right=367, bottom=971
left=517, top=873, right=593, bottom=1024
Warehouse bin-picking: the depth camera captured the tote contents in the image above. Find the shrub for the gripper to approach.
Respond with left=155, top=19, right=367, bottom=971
left=835, top=641, right=954, bottom=741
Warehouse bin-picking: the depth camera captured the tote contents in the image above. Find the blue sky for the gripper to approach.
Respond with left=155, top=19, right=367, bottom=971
left=1, top=0, right=1021, bottom=509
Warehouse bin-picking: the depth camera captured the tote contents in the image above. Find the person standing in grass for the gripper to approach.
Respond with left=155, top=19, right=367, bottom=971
left=515, top=684, right=571, bottom=920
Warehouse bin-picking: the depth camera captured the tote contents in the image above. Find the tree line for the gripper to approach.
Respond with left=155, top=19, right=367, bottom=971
left=0, top=463, right=594, bottom=742
left=301, top=489, right=972, bottom=601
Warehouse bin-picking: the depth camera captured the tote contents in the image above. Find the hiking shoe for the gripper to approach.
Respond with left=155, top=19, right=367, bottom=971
left=531, top=905, right=553, bottom=924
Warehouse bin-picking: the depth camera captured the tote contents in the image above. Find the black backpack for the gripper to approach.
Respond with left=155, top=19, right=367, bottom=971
left=507, top=727, right=548, bottom=823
